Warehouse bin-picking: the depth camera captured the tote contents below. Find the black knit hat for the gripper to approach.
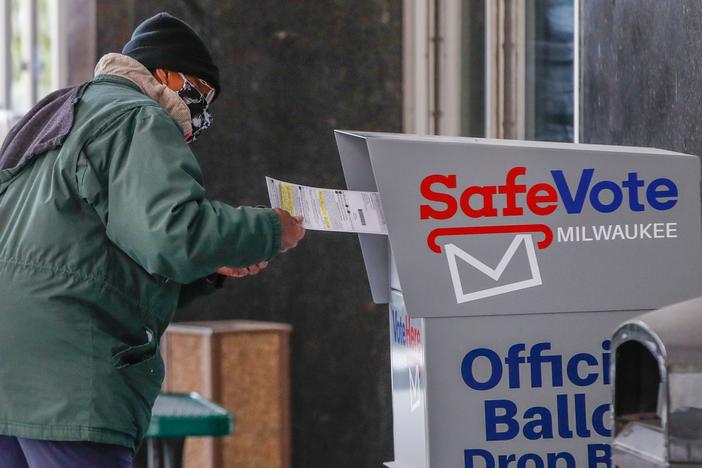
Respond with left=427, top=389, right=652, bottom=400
left=122, top=12, right=220, bottom=99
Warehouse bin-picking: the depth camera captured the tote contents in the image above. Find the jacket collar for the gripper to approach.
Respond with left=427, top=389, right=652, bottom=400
left=94, top=53, right=192, bottom=136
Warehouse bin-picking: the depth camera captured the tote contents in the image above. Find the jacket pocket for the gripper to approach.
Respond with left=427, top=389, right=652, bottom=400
left=116, top=346, right=165, bottom=441
left=117, top=347, right=164, bottom=396
left=111, top=327, right=157, bottom=369
left=105, top=325, right=165, bottom=441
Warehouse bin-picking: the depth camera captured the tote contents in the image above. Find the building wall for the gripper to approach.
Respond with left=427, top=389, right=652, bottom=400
left=581, top=0, right=702, bottom=155
left=96, top=1, right=401, bottom=467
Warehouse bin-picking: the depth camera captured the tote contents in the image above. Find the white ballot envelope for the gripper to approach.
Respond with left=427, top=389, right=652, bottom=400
left=444, top=234, right=543, bottom=304
left=266, top=177, right=388, bottom=235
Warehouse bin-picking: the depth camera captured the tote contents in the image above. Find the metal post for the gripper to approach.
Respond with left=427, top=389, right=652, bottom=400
left=431, top=0, right=441, bottom=134
left=0, top=0, right=11, bottom=109
left=573, top=0, right=580, bottom=143
left=146, top=439, right=156, bottom=468
left=162, top=438, right=185, bottom=468
left=28, top=0, right=37, bottom=105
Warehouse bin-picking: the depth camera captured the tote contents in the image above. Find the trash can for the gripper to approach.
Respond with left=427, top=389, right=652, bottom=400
left=611, top=297, right=702, bottom=467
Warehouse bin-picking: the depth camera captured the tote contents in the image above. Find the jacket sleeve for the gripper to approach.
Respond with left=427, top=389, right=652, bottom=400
left=79, top=106, right=281, bottom=284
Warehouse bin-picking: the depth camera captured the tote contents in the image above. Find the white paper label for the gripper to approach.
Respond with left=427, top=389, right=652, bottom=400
left=266, top=177, right=387, bottom=234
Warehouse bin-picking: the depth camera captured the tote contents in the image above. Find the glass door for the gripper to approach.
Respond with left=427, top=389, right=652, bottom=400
left=524, top=0, right=575, bottom=142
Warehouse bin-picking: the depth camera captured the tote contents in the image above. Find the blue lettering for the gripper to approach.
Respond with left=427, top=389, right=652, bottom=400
left=592, top=403, right=612, bottom=437
left=505, top=344, right=526, bottom=389
left=602, top=340, right=611, bottom=385
left=589, top=180, right=623, bottom=213
left=523, top=406, right=553, bottom=440
left=517, top=453, right=544, bottom=468
left=551, top=168, right=594, bottom=214
left=622, top=172, right=645, bottom=211
left=548, top=452, right=576, bottom=468
left=647, top=178, right=678, bottom=210
left=527, top=343, right=563, bottom=388
left=567, top=353, right=598, bottom=386
left=552, top=169, right=677, bottom=214
left=485, top=400, right=519, bottom=441
left=391, top=309, right=404, bottom=345
left=587, top=443, right=611, bottom=468
left=556, top=394, right=574, bottom=438
left=465, top=449, right=494, bottom=468
left=575, top=394, right=591, bottom=437
left=462, top=348, right=502, bottom=390
left=467, top=450, right=578, bottom=468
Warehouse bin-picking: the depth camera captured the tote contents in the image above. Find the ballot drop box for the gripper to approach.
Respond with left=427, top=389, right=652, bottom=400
left=334, top=131, right=702, bottom=468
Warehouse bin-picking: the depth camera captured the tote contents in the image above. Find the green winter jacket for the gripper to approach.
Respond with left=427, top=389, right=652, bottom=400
left=0, top=65, right=281, bottom=449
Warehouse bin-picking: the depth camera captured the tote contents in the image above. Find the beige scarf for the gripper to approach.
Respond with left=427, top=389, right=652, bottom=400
left=94, top=53, right=192, bottom=136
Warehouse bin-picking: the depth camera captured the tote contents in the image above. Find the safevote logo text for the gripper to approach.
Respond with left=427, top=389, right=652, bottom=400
left=420, top=166, right=679, bottom=252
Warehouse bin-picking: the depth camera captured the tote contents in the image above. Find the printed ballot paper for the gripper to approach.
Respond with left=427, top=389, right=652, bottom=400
left=266, top=177, right=387, bottom=234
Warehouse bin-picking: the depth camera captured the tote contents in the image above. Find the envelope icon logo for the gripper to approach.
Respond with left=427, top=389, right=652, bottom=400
left=444, top=234, right=542, bottom=304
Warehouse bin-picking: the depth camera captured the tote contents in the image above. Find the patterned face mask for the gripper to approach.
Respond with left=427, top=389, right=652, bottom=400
left=177, top=73, right=214, bottom=143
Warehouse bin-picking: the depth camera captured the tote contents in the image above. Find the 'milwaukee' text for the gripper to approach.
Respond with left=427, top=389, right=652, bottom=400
left=557, top=222, right=677, bottom=243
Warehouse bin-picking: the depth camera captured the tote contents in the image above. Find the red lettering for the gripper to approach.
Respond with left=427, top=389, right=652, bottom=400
left=404, top=317, right=421, bottom=348
left=420, top=174, right=457, bottom=220
left=460, top=186, right=499, bottom=218
left=498, top=167, right=527, bottom=216
left=420, top=167, right=562, bottom=222
left=527, top=183, right=558, bottom=216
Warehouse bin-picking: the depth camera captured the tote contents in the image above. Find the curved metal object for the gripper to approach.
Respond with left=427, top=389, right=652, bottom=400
left=612, top=297, right=702, bottom=467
